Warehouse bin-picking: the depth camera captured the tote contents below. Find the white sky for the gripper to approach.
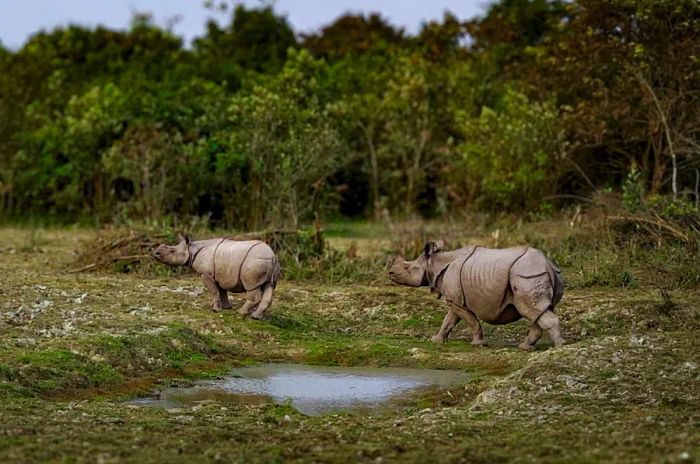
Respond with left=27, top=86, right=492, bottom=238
left=0, top=0, right=488, bottom=49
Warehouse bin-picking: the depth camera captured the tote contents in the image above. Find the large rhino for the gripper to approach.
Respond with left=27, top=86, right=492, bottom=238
left=389, top=241, right=564, bottom=350
left=153, top=235, right=280, bottom=319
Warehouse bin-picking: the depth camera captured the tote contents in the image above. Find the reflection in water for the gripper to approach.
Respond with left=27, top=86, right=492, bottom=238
left=130, top=363, right=469, bottom=415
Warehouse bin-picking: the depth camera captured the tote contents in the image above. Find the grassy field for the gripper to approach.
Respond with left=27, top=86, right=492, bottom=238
left=0, top=223, right=698, bottom=463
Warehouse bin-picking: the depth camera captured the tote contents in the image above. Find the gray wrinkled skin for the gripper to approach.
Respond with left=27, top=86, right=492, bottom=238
left=389, top=241, right=565, bottom=350
left=153, top=235, right=280, bottom=319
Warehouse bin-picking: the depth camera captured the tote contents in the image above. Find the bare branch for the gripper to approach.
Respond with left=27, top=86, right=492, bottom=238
left=635, top=72, right=678, bottom=198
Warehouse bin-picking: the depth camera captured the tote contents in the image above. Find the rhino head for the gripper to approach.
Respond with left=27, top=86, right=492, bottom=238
left=389, top=240, right=445, bottom=287
left=153, top=234, right=191, bottom=266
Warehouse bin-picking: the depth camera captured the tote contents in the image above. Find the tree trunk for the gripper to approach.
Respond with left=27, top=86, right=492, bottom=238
left=405, top=128, right=429, bottom=217
left=405, top=171, right=415, bottom=216
left=361, top=124, right=381, bottom=220
left=637, top=73, right=678, bottom=198
left=650, top=157, right=666, bottom=195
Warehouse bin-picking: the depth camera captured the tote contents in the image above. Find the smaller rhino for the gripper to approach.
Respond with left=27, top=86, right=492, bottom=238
left=153, top=235, right=280, bottom=319
left=389, top=241, right=564, bottom=350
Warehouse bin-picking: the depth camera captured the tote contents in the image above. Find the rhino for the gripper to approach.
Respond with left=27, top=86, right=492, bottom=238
left=153, top=235, right=280, bottom=319
left=389, top=241, right=564, bottom=350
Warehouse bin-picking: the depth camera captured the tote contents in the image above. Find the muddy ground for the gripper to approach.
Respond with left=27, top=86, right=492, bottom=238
left=0, top=226, right=698, bottom=463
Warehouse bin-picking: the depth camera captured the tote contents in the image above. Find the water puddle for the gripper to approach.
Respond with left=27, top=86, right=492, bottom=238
left=130, top=363, right=469, bottom=415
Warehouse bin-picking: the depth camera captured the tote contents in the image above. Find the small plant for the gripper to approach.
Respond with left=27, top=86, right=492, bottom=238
left=19, top=228, right=48, bottom=253
left=622, top=162, right=645, bottom=211
left=620, top=270, right=637, bottom=289
left=656, top=289, right=679, bottom=315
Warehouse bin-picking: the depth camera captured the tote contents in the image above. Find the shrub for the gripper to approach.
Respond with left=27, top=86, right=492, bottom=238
left=450, top=89, right=570, bottom=210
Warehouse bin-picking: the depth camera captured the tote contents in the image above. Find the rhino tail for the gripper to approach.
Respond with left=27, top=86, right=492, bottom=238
left=269, top=255, right=281, bottom=289
left=547, top=259, right=564, bottom=308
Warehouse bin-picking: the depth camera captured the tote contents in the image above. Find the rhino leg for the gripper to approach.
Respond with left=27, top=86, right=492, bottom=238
left=219, top=288, right=232, bottom=310
left=518, top=324, right=543, bottom=351
left=536, top=311, right=565, bottom=347
left=431, top=309, right=460, bottom=343
left=511, top=272, right=564, bottom=347
left=202, top=274, right=223, bottom=312
left=250, top=283, right=273, bottom=320
left=450, top=304, right=485, bottom=346
left=238, top=288, right=262, bottom=316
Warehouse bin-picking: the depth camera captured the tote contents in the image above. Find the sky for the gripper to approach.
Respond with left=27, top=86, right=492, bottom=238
left=0, top=0, right=488, bottom=50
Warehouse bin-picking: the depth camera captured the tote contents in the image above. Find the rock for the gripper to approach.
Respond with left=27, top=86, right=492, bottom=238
left=97, top=417, right=125, bottom=425
left=128, top=304, right=152, bottom=315
left=475, top=389, right=499, bottom=405
left=4, top=299, right=53, bottom=326
left=557, top=375, right=588, bottom=390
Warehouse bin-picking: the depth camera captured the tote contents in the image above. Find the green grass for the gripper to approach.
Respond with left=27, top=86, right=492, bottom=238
left=0, top=224, right=697, bottom=463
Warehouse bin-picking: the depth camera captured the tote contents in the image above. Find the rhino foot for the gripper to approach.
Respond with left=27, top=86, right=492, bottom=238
left=237, top=300, right=258, bottom=316
left=518, top=342, right=536, bottom=352
left=471, top=339, right=486, bottom=347
left=431, top=334, right=446, bottom=344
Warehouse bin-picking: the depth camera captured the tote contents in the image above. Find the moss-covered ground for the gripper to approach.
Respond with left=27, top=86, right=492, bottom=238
left=0, top=226, right=698, bottom=463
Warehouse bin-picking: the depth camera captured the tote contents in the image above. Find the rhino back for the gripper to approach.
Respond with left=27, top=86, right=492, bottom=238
left=213, top=240, right=269, bottom=291
left=441, top=247, right=528, bottom=323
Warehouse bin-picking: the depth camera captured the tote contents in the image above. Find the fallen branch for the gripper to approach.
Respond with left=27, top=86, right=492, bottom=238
left=68, top=254, right=150, bottom=273
left=607, top=215, right=689, bottom=242
left=543, top=194, right=598, bottom=204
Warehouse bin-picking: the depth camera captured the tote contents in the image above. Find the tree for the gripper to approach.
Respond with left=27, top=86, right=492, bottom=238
left=328, top=52, right=393, bottom=219
left=450, top=89, right=569, bottom=210
left=194, top=4, right=296, bottom=76
left=301, top=13, right=405, bottom=59
left=415, top=12, right=469, bottom=64
left=217, top=50, right=344, bottom=229
left=11, top=83, right=128, bottom=216
left=466, top=0, right=568, bottom=72
left=536, top=0, right=700, bottom=195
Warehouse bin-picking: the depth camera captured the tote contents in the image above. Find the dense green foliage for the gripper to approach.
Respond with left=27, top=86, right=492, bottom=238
left=0, top=0, right=698, bottom=228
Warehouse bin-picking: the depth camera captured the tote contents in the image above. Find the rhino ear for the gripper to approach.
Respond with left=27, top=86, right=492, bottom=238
left=423, top=242, right=436, bottom=257
left=177, top=233, right=191, bottom=245
left=423, top=240, right=446, bottom=257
